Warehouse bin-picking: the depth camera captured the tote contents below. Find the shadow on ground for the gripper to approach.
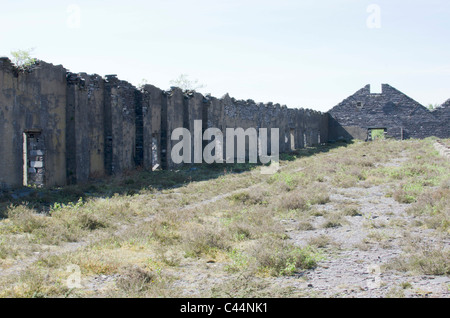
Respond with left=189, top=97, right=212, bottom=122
left=0, top=141, right=352, bottom=218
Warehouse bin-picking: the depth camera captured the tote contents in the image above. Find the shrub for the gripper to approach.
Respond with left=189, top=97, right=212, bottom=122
left=250, top=237, right=321, bottom=276
left=228, top=191, right=266, bottom=206
left=116, top=265, right=156, bottom=293
left=322, top=213, right=345, bottom=228
left=386, top=247, right=449, bottom=276
left=308, top=235, right=331, bottom=248
left=181, top=224, right=230, bottom=258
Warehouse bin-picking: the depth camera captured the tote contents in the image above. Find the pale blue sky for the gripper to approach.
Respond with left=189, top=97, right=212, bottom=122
left=1, top=0, right=449, bottom=111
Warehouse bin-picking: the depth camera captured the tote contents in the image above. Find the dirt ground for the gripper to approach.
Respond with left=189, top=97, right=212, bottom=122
left=0, top=138, right=449, bottom=298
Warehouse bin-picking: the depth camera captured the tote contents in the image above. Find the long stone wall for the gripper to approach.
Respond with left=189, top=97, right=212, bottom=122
left=0, top=58, right=328, bottom=189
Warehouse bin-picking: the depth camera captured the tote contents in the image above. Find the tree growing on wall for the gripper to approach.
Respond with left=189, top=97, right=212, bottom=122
left=169, top=74, right=205, bottom=92
left=138, top=78, right=149, bottom=90
left=427, top=103, right=440, bottom=110
left=10, top=48, right=37, bottom=70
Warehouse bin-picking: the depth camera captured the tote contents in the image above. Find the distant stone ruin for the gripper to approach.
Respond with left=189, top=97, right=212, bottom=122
left=328, top=84, right=449, bottom=141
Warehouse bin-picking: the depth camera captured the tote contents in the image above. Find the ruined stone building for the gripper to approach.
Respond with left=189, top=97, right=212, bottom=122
left=0, top=59, right=448, bottom=189
left=328, top=84, right=449, bottom=141
left=0, top=58, right=326, bottom=189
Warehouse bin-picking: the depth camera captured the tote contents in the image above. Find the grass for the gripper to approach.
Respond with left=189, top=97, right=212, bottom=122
left=308, top=235, right=331, bottom=248
left=322, top=213, right=346, bottom=228
left=341, top=206, right=362, bottom=217
left=225, top=249, right=250, bottom=273
left=406, top=182, right=450, bottom=232
left=0, top=138, right=448, bottom=297
left=371, top=129, right=386, bottom=140
left=249, top=237, right=322, bottom=276
left=386, top=244, right=449, bottom=276
left=1, top=197, right=128, bottom=245
left=0, top=269, right=70, bottom=298
left=210, top=274, right=297, bottom=298
left=181, top=223, right=230, bottom=258
left=112, top=265, right=172, bottom=297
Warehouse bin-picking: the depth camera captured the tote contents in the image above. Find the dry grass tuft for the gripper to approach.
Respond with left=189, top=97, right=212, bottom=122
left=248, top=237, right=321, bottom=276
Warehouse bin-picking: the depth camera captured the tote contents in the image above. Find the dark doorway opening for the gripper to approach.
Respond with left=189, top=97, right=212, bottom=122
left=23, top=130, right=45, bottom=187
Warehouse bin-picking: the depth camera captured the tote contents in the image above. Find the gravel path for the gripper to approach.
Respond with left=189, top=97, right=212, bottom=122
left=280, top=185, right=450, bottom=297
left=276, top=154, right=450, bottom=298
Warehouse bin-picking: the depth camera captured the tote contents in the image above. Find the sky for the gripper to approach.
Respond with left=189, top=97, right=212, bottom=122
left=1, top=0, right=449, bottom=112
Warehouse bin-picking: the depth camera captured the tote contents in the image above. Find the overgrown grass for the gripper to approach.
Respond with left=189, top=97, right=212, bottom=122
left=0, top=138, right=448, bottom=297
left=0, top=268, right=70, bottom=298
left=249, top=237, right=322, bottom=276
left=366, top=138, right=450, bottom=204
left=1, top=197, right=132, bottom=246
left=112, top=265, right=173, bottom=297
left=386, top=245, right=449, bottom=276
left=406, top=181, right=450, bottom=232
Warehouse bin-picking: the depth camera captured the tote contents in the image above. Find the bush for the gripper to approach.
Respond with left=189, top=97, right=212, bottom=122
left=181, top=224, right=230, bottom=258
left=228, top=191, right=266, bottom=206
left=250, top=237, right=321, bottom=276
left=116, top=266, right=156, bottom=293
left=387, top=247, right=449, bottom=276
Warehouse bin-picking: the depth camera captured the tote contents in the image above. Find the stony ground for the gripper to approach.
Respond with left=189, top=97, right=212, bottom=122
left=0, top=138, right=449, bottom=298
left=282, top=184, right=449, bottom=297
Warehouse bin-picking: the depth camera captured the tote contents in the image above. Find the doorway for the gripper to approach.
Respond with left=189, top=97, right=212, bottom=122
left=368, top=128, right=387, bottom=141
left=290, top=129, right=295, bottom=151
left=23, top=130, right=45, bottom=187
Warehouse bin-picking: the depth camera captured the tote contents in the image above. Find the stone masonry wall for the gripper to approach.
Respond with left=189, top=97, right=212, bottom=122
left=0, top=58, right=67, bottom=189
left=0, top=58, right=328, bottom=189
left=328, top=84, right=449, bottom=141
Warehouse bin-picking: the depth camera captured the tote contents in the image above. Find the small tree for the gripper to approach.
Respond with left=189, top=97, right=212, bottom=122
left=169, top=74, right=205, bottom=92
left=138, top=78, right=149, bottom=90
left=427, top=103, right=440, bottom=111
left=10, top=48, right=37, bottom=70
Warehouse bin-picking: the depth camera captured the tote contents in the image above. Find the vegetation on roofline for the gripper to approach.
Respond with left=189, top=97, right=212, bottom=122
left=10, top=48, right=37, bottom=71
left=169, top=74, right=206, bottom=92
